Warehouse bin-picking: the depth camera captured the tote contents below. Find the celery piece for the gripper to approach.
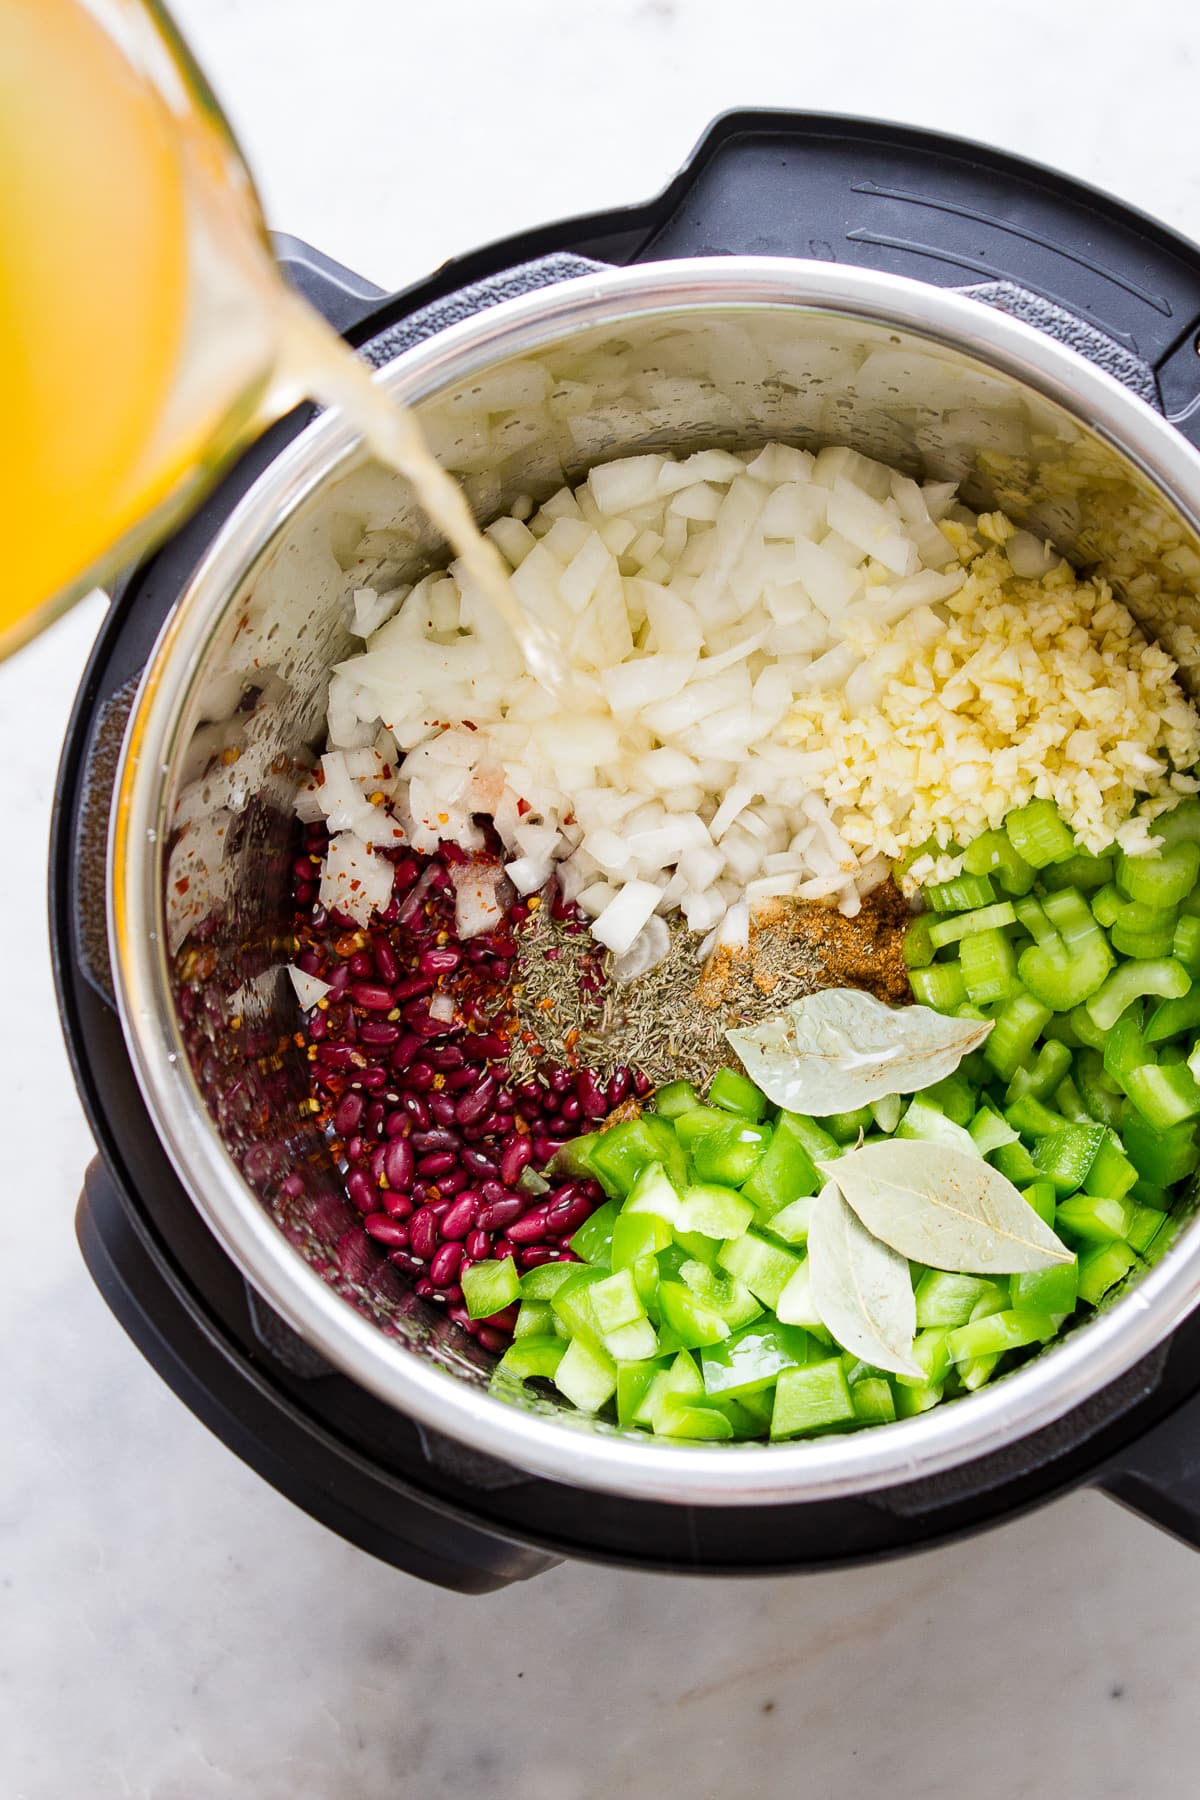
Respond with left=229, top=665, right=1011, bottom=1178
left=959, top=927, right=1020, bottom=1004
left=984, top=989, right=1054, bottom=1081
left=1111, top=901, right=1180, bottom=961
left=990, top=1139, right=1041, bottom=1185
left=903, top=913, right=939, bottom=969
left=1042, top=1013, right=1085, bottom=1049
left=914, top=1269, right=997, bottom=1328
left=1091, top=882, right=1127, bottom=929
left=1053, top=1075, right=1093, bottom=1123
left=1173, top=914, right=1200, bottom=977
left=1018, top=917, right=1114, bottom=1011
left=909, top=963, right=968, bottom=1013
left=770, top=1360, right=856, bottom=1437
left=1088, top=958, right=1191, bottom=1032
left=1117, top=839, right=1200, bottom=908
left=1077, top=1241, right=1140, bottom=1307
left=553, top=1336, right=618, bottom=1412
left=1005, top=1093, right=1072, bottom=1139
left=898, top=1093, right=978, bottom=1155
left=701, top=1320, right=809, bottom=1399
left=946, top=1309, right=1058, bottom=1361
left=1005, top=1039, right=1073, bottom=1105
left=1081, top=1133, right=1138, bottom=1201
left=708, top=1066, right=768, bottom=1122
left=1041, top=852, right=1114, bottom=893
left=1126, top=1061, right=1200, bottom=1128
left=1011, top=1259, right=1079, bottom=1316
left=1103, top=1008, right=1151, bottom=1095
left=963, top=828, right=1036, bottom=894
left=925, top=873, right=997, bottom=913
left=925, top=1073, right=977, bottom=1125
left=1055, top=1193, right=1132, bottom=1243
left=1005, top=799, right=1076, bottom=868
left=1014, top=896, right=1056, bottom=943
left=1069, top=1004, right=1109, bottom=1050
left=1031, top=1123, right=1106, bottom=1195
left=928, top=901, right=1018, bottom=950
left=1145, top=985, right=1200, bottom=1043
left=653, top=1079, right=701, bottom=1119
left=462, top=1257, right=522, bottom=1319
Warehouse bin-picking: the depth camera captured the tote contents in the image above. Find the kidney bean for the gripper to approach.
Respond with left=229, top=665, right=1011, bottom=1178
left=383, top=1136, right=414, bottom=1191
left=575, top=1069, right=608, bottom=1119
left=429, top=1044, right=466, bottom=1071
left=440, top=1194, right=480, bottom=1239
left=455, top=1074, right=497, bottom=1126
left=546, top=1189, right=595, bottom=1236
left=498, top=1134, right=533, bottom=1187
left=429, top=1242, right=464, bottom=1286
left=517, top=1244, right=561, bottom=1268
left=392, top=856, right=421, bottom=889
left=388, top=1248, right=421, bottom=1275
left=384, top=1110, right=408, bottom=1139
left=506, top=1204, right=552, bottom=1245
left=477, top=1194, right=525, bottom=1232
left=444, top=1066, right=476, bottom=1091
left=405, top=1060, right=435, bottom=1092
left=437, top=1167, right=469, bottom=1197
left=397, top=1091, right=430, bottom=1129
left=461, top=1147, right=500, bottom=1181
left=414, top=1277, right=436, bottom=1298
left=359, top=1019, right=401, bottom=1047
left=365, top=1100, right=386, bottom=1136
left=483, top=1304, right=520, bottom=1334
left=465, top=1032, right=509, bottom=1062
left=558, top=1095, right=582, bottom=1125
left=346, top=1168, right=376, bottom=1214
left=420, top=947, right=461, bottom=975
left=411, top=1128, right=460, bottom=1155
left=349, top=982, right=395, bottom=1012
left=530, top=1134, right=565, bottom=1166
left=333, top=1092, right=365, bottom=1135
left=389, top=1033, right=422, bottom=1072
left=427, top=1091, right=458, bottom=1127
left=382, top=1189, right=414, bottom=1221
left=409, top=1207, right=441, bottom=1261
left=465, top=1227, right=492, bottom=1261
left=633, top=1069, right=654, bottom=1097
left=349, top=951, right=374, bottom=978
left=344, top=1134, right=363, bottom=1164
left=364, top=1213, right=410, bottom=1248
left=372, top=936, right=400, bottom=984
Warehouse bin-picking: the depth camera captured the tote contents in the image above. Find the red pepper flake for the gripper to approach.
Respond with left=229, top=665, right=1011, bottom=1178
left=174, top=877, right=190, bottom=895
left=463, top=720, right=477, bottom=731
left=516, top=797, right=531, bottom=817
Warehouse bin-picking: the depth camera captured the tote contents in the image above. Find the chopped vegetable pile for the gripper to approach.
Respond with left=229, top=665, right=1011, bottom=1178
left=471, top=795, right=1197, bottom=1441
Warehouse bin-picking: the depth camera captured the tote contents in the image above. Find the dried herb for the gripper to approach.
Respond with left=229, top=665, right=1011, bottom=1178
left=507, top=898, right=608, bottom=1080
left=726, top=988, right=992, bottom=1114
left=818, top=1141, right=1072, bottom=1273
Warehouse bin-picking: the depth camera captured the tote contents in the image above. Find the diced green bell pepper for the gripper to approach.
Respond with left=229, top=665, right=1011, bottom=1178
left=741, top=1114, right=820, bottom=1215
left=690, top=1120, right=773, bottom=1185
left=894, top=1380, right=945, bottom=1416
left=899, top=1093, right=978, bottom=1155
left=611, top=1210, right=672, bottom=1269
left=553, top=1336, right=618, bottom=1411
left=770, top=1359, right=856, bottom=1437
left=589, top=1117, right=679, bottom=1194
left=969, top=1104, right=1019, bottom=1156
left=990, top=1138, right=1041, bottom=1185
left=1120, top=1102, right=1199, bottom=1185
left=1081, top=1132, right=1138, bottom=1201
left=1074, top=1048, right=1126, bottom=1129
left=707, top=1065, right=768, bottom=1121
left=657, top=1279, right=731, bottom=1348
left=654, top=1395, right=734, bottom=1439
left=616, top=1358, right=661, bottom=1428
left=946, top=1309, right=1057, bottom=1361
left=851, top=1377, right=897, bottom=1423
left=1055, top=1192, right=1132, bottom=1242
left=513, top=1298, right=557, bottom=1339
left=1031, top=1123, right=1106, bottom=1194
left=1005, top=1093, right=1072, bottom=1139
left=492, top=1335, right=566, bottom=1388
left=1011, top=1259, right=1079, bottom=1316
left=818, top=1104, right=876, bottom=1145
left=569, top=1197, right=621, bottom=1267
left=588, top=1267, right=647, bottom=1334
left=1022, top=1181, right=1058, bottom=1227
left=760, top=1194, right=815, bottom=1244
left=462, top=1257, right=522, bottom=1319
left=622, top=1160, right=682, bottom=1228
left=1103, top=1009, right=1151, bottom=1094
left=1005, top=1039, right=1073, bottom=1105
left=774, top=1258, right=824, bottom=1331
left=677, top=1182, right=756, bottom=1240
left=718, top=1230, right=804, bottom=1309
left=653, top=1079, right=701, bottom=1118
left=520, top=1261, right=583, bottom=1300
left=1126, top=1204, right=1170, bottom=1256
left=701, top=1320, right=810, bottom=1399
left=633, top=1349, right=704, bottom=1428
left=678, top=1260, right=762, bottom=1330
left=894, top=1327, right=953, bottom=1390
left=1077, top=1240, right=1140, bottom=1306
left=903, top=913, right=938, bottom=969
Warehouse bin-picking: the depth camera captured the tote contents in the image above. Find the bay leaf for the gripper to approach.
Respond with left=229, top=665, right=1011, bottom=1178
left=726, top=988, right=992, bottom=1115
left=806, top=1181, right=923, bottom=1379
left=816, top=1140, right=1072, bottom=1274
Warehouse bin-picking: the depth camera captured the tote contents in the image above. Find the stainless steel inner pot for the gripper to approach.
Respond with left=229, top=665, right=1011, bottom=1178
left=110, top=259, right=1200, bottom=1506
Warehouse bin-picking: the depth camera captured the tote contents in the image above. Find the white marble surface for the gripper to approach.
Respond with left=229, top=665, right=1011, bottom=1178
left=7, top=2, right=1200, bottom=1795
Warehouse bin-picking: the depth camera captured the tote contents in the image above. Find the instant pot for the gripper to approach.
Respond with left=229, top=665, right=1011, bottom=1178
left=52, top=112, right=1200, bottom=1592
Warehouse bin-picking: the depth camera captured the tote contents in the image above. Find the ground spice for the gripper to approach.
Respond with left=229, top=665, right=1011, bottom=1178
left=510, top=878, right=914, bottom=1089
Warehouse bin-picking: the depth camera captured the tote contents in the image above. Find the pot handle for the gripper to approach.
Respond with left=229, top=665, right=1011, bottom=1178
left=1094, top=1390, right=1200, bottom=1549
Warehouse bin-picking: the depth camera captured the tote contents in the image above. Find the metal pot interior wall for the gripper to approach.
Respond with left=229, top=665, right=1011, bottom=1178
left=124, top=294, right=1200, bottom=1456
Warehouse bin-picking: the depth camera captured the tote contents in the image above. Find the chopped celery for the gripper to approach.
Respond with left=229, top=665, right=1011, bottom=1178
left=928, top=901, right=1018, bottom=950
left=968, top=1104, right=1019, bottom=1156
left=1091, top=882, right=1126, bottom=929
left=1103, top=1008, right=1151, bottom=1095
left=1089, top=961, right=1191, bottom=1031
left=963, top=827, right=1036, bottom=894
left=959, top=927, right=1020, bottom=1004
left=985, top=989, right=1054, bottom=1081
left=1005, top=1039, right=1073, bottom=1104
left=1069, top=1004, right=1110, bottom=1050
left=1005, top=1093, right=1072, bottom=1138
left=1052, top=1075, right=1093, bottom=1123
left=1018, top=891, right=1114, bottom=1010
left=1126, top=1061, right=1200, bottom=1128
left=903, top=913, right=938, bottom=969
left=1111, top=901, right=1179, bottom=960
left=1117, top=839, right=1200, bottom=908
left=1074, top=1047, right=1126, bottom=1129
left=925, top=873, right=997, bottom=912
left=1145, top=986, right=1200, bottom=1043
left=1173, top=914, right=1200, bottom=976
left=991, top=1139, right=1041, bottom=1185
left=1005, top=799, right=1076, bottom=868
left=909, top=963, right=968, bottom=1012
left=1041, top=852, right=1114, bottom=893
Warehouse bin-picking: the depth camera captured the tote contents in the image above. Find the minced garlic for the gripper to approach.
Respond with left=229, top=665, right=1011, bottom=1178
left=786, top=542, right=1200, bottom=863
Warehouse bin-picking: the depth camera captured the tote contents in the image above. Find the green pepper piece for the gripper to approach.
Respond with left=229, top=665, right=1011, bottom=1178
left=569, top=1198, right=621, bottom=1267
left=779, top=1112, right=842, bottom=1162
left=520, top=1261, right=583, bottom=1300
left=691, top=1121, right=773, bottom=1185
left=657, top=1279, right=731, bottom=1349
left=677, top=1182, right=756, bottom=1240
left=653, top=1395, right=734, bottom=1440
left=963, top=827, right=1036, bottom=894
left=1126, top=1061, right=1200, bottom=1128
left=1022, top=1181, right=1058, bottom=1226
left=707, top=1065, right=768, bottom=1121
left=968, top=1104, right=1019, bottom=1156
left=492, top=1335, right=567, bottom=1389
left=678, top=1260, right=762, bottom=1330
left=1119, top=1102, right=1199, bottom=1185
left=1103, top=1008, right=1151, bottom=1094
left=1005, top=1093, right=1072, bottom=1139
left=611, top=1210, right=672, bottom=1270
left=759, top=1194, right=814, bottom=1244
left=1005, top=799, right=1076, bottom=868
left=1005, top=1039, right=1073, bottom=1105
left=946, top=1309, right=1058, bottom=1361
left=1077, top=1241, right=1140, bottom=1307
left=1074, top=1047, right=1126, bottom=1128
left=1052, top=1074, right=1092, bottom=1123
left=553, top=1336, right=618, bottom=1412
left=462, top=1257, right=522, bottom=1319
left=1031, top=1123, right=1106, bottom=1194
left=1081, top=1132, right=1138, bottom=1201
left=632, top=1349, right=705, bottom=1428
left=818, top=1104, right=876, bottom=1145
left=622, top=1161, right=682, bottom=1228
left=1089, top=958, right=1192, bottom=1032
left=672, top=1105, right=736, bottom=1149
left=1116, top=839, right=1200, bottom=907
left=990, top=1139, right=1041, bottom=1185
left=718, top=1230, right=804, bottom=1309
left=913, top=1269, right=998, bottom=1327
left=741, top=1114, right=820, bottom=1216
left=923, top=1073, right=977, bottom=1125
left=701, top=1320, right=810, bottom=1399
left=851, top=1378, right=897, bottom=1424
left=899, top=1093, right=978, bottom=1155
left=1010, top=1259, right=1079, bottom=1316
left=1125, top=1205, right=1170, bottom=1257
left=894, top=1380, right=946, bottom=1416
left=616, top=1358, right=662, bottom=1428
left=588, top=1118, right=674, bottom=1195
left=653, top=1079, right=701, bottom=1119
left=770, top=1359, right=856, bottom=1437
left=1055, top=1192, right=1132, bottom=1242
left=589, top=1267, right=648, bottom=1334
